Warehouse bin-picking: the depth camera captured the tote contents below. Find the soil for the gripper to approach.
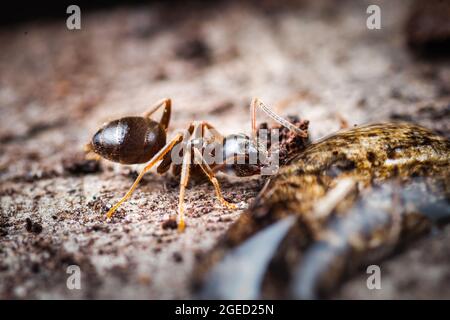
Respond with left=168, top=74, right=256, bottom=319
left=1, top=0, right=449, bottom=299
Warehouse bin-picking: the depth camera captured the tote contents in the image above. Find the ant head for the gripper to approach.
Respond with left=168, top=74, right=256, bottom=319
left=221, top=133, right=270, bottom=177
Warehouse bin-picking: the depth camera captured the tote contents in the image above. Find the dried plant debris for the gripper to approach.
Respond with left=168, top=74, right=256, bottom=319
left=258, top=115, right=310, bottom=165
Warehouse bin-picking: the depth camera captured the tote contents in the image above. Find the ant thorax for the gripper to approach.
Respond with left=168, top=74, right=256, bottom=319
left=169, top=131, right=281, bottom=177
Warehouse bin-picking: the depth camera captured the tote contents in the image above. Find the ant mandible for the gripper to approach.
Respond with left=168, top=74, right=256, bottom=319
left=85, top=98, right=307, bottom=231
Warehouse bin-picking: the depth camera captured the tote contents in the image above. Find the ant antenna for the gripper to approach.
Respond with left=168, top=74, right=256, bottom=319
left=251, top=98, right=308, bottom=140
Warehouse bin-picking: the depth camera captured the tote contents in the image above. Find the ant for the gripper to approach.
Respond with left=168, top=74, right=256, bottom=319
left=85, top=98, right=307, bottom=231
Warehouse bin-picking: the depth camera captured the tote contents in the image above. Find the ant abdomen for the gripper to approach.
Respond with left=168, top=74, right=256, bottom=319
left=91, top=116, right=166, bottom=164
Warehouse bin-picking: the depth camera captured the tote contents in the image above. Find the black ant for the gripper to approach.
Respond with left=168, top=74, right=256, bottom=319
left=85, top=98, right=307, bottom=231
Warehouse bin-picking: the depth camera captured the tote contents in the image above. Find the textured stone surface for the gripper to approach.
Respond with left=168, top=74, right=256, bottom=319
left=0, top=0, right=449, bottom=299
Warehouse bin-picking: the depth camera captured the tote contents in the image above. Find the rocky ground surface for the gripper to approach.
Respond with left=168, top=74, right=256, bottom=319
left=0, top=0, right=449, bottom=299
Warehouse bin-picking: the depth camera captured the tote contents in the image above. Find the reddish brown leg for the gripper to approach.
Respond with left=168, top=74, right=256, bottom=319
left=193, top=148, right=236, bottom=210
left=176, top=121, right=205, bottom=232
left=176, top=121, right=228, bottom=231
left=177, top=143, right=192, bottom=232
left=202, top=121, right=224, bottom=144
left=106, top=133, right=183, bottom=218
left=143, top=98, right=172, bottom=131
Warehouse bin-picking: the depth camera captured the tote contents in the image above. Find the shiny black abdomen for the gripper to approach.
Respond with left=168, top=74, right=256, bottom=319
left=92, top=116, right=166, bottom=164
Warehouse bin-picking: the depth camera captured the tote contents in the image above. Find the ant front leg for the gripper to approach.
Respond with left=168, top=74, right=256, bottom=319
left=193, top=148, right=236, bottom=210
left=193, top=122, right=234, bottom=210
left=83, top=143, right=101, bottom=161
left=175, top=121, right=231, bottom=232
left=193, top=121, right=236, bottom=209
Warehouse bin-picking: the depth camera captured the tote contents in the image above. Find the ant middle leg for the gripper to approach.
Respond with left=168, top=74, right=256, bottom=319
left=177, top=143, right=192, bottom=232
left=193, top=148, right=236, bottom=210
left=192, top=122, right=233, bottom=210
left=171, top=121, right=201, bottom=231
left=175, top=120, right=231, bottom=231
left=106, top=132, right=183, bottom=218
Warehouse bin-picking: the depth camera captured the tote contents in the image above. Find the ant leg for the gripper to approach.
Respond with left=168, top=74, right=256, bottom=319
left=177, top=143, right=192, bottom=232
left=193, top=148, right=237, bottom=210
left=143, top=98, right=172, bottom=131
left=192, top=121, right=231, bottom=207
left=186, top=120, right=223, bottom=142
left=176, top=121, right=226, bottom=231
left=176, top=121, right=207, bottom=231
left=250, top=98, right=308, bottom=140
left=106, top=133, right=183, bottom=218
left=202, top=121, right=224, bottom=144
left=156, top=121, right=198, bottom=174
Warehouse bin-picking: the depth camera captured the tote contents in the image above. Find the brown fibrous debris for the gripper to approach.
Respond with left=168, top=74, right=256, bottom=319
left=258, top=115, right=310, bottom=165
left=25, top=218, right=43, bottom=234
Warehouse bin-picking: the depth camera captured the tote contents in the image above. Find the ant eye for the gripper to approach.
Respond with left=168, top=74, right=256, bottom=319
left=221, top=134, right=265, bottom=171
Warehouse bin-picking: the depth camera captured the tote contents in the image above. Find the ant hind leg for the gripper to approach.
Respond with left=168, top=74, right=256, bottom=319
left=105, top=133, right=183, bottom=218
left=143, top=98, right=172, bottom=131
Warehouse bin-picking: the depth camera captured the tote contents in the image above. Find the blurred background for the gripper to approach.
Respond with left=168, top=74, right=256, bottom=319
left=0, top=0, right=449, bottom=299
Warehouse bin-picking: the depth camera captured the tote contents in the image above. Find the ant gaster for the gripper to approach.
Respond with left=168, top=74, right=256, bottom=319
left=85, top=98, right=307, bottom=231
